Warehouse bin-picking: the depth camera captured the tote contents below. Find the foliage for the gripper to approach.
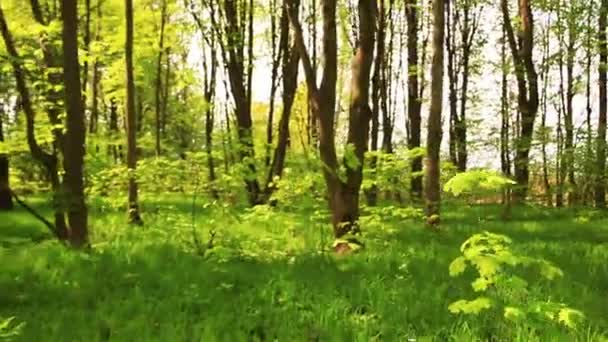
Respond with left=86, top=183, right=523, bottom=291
left=2, top=200, right=607, bottom=340
left=448, top=231, right=586, bottom=331
left=0, top=317, right=24, bottom=340
left=444, top=169, right=516, bottom=197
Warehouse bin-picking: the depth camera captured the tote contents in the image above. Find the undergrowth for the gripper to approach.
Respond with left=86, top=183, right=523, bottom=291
left=1, top=196, right=607, bottom=341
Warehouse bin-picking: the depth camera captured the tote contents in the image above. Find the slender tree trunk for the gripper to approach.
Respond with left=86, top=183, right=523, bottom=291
left=161, top=48, right=171, bottom=136
left=425, top=0, right=445, bottom=226
left=266, top=1, right=300, bottom=195
left=406, top=0, right=423, bottom=199
left=154, top=0, right=167, bottom=156
left=0, top=106, right=12, bottom=210
left=266, top=0, right=281, bottom=168
left=446, top=0, right=458, bottom=167
left=500, top=26, right=511, bottom=178
left=125, top=0, right=143, bottom=224
left=89, top=1, right=102, bottom=134
left=219, top=0, right=262, bottom=205
left=597, top=0, right=608, bottom=208
left=540, top=23, right=552, bottom=206
left=61, top=0, right=89, bottom=247
left=82, top=0, right=91, bottom=104
left=565, top=28, right=576, bottom=205
left=366, top=0, right=386, bottom=206
left=585, top=2, right=593, bottom=204
left=501, top=0, right=539, bottom=202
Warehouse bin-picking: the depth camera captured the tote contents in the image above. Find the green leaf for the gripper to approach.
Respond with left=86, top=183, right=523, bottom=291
left=504, top=307, right=525, bottom=321
left=557, top=308, right=585, bottom=329
left=539, top=261, right=564, bottom=280
left=471, top=277, right=493, bottom=292
left=448, top=297, right=493, bottom=315
left=449, top=256, right=467, bottom=277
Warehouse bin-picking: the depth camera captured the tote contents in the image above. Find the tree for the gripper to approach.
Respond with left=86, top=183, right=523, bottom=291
left=125, top=0, right=143, bottom=224
left=61, top=0, right=89, bottom=246
left=445, top=0, right=482, bottom=172
left=406, top=0, right=423, bottom=199
left=266, top=0, right=301, bottom=195
left=597, top=0, right=607, bottom=208
left=501, top=0, right=539, bottom=202
left=154, top=0, right=168, bottom=156
left=425, top=0, right=445, bottom=225
left=0, top=3, right=69, bottom=239
left=288, top=0, right=376, bottom=238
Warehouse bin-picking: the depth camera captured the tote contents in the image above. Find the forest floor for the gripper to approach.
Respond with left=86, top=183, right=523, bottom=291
left=0, top=195, right=607, bottom=341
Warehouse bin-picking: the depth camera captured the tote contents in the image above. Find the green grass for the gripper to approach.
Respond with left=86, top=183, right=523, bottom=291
left=1, top=196, right=607, bottom=341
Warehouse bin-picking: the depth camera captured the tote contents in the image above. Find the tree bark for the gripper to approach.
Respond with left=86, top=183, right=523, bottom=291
left=154, top=0, right=168, bottom=156
left=61, top=0, right=89, bottom=247
left=340, top=0, right=376, bottom=235
left=365, top=0, right=387, bottom=206
left=501, top=0, right=539, bottom=202
left=217, top=0, right=262, bottom=205
left=406, top=0, right=423, bottom=199
left=89, top=1, right=102, bottom=134
left=266, top=0, right=300, bottom=195
left=425, top=0, right=445, bottom=226
left=125, top=0, right=143, bottom=224
left=597, top=0, right=608, bottom=208
left=288, top=0, right=375, bottom=238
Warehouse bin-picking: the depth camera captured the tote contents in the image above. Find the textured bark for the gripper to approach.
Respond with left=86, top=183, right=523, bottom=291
left=425, top=0, right=445, bottom=225
left=500, top=25, right=511, bottom=178
left=406, top=0, right=423, bottom=199
left=341, top=0, right=376, bottom=235
left=365, top=0, right=387, bottom=206
left=501, top=0, right=539, bottom=202
left=125, top=0, right=143, bottom=224
left=288, top=0, right=375, bottom=238
left=597, top=0, right=608, bottom=208
left=219, top=0, right=262, bottom=205
left=61, top=0, right=89, bottom=247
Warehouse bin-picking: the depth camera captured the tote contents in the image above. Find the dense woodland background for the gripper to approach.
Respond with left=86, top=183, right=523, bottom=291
left=0, top=0, right=607, bottom=340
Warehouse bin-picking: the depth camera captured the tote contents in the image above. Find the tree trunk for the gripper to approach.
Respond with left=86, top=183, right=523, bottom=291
left=501, top=0, right=539, bottom=202
left=89, top=1, right=102, bottom=134
left=61, top=0, right=89, bottom=247
left=365, top=0, right=386, bottom=207
left=500, top=26, right=511, bottom=178
left=0, top=107, right=12, bottom=210
left=406, top=0, right=423, bottom=199
left=425, top=0, right=445, bottom=226
left=0, top=4, right=68, bottom=239
left=597, top=0, right=608, bottom=208
left=341, top=0, right=376, bottom=234
left=125, top=0, right=143, bottom=224
left=219, top=0, right=262, bottom=205
left=154, top=0, right=167, bottom=156
left=287, top=0, right=375, bottom=238
left=266, top=1, right=300, bottom=195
